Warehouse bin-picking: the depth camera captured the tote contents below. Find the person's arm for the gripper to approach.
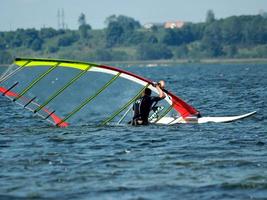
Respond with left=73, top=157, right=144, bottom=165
left=155, top=84, right=166, bottom=99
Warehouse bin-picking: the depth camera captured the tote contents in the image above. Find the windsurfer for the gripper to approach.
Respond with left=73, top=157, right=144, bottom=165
left=132, top=80, right=166, bottom=125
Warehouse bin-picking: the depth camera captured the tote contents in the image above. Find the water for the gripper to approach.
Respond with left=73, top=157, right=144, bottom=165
left=0, top=63, right=266, bottom=200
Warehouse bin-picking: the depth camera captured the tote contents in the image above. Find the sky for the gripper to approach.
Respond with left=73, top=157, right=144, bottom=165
left=0, top=0, right=267, bottom=31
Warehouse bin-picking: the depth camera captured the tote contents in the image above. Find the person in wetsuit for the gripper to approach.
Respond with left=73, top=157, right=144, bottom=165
left=132, top=81, right=166, bottom=125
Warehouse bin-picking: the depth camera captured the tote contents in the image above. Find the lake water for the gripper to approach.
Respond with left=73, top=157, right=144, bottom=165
left=0, top=63, right=266, bottom=200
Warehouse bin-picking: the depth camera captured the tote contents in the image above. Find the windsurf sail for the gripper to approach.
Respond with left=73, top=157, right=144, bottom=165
left=0, top=58, right=200, bottom=127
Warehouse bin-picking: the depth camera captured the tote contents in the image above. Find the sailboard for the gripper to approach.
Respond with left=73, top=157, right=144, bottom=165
left=156, top=111, right=257, bottom=124
left=0, top=58, right=256, bottom=127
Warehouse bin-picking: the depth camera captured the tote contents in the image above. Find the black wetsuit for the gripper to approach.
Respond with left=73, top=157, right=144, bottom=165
left=132, top=95, right=162, bottom=125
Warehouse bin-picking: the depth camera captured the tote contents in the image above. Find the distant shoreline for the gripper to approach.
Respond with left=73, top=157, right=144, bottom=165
left=104, top=58, right=267, bottom=66
left=1, top=58, right=267, bottom=67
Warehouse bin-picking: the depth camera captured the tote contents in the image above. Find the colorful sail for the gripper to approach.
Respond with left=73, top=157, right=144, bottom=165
left=0, top=58, right=199, bottom=127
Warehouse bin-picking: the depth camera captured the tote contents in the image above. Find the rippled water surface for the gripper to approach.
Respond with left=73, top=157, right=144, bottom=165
left=0, top=63, right=266, bottom=200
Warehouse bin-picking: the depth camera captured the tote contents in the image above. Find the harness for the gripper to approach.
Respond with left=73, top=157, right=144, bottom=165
left=132, top=97, right=144, bottom=120
left=132, top=96, right=158, bottom=125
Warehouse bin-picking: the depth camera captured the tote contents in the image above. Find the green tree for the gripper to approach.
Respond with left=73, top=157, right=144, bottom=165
left=21, top=28, right=40, bottom=48
left=105, top=15, right=141, bottom=47
left=137, top=44, right=173, bottom=60
left=11, top=34, right=22, bottom=48
left=47, top=45, right=59, bottom=53
left=147, top=35, right=158, bottom=44
left=202, top=22, right=224, bottom=56
left=39, top=28, right=58, bottom=39
left=175, top=45, right=189, bottom=58
left=58, top=32, right=79, bottom=47
left=224, top=45, right=237, bottom=57
left=206, top=10, right=215, bottom=24
left=0, top=36, right=6, bottom=50
left=0, top=50, right=13, bottom=64
left=221, top=16, right=243, bottom=45
left=78, top=13, right=86, bottom=26
left=162, top=29, right=179, bottom=45
left=94, top=49, right=112, bottom=61
left=78, top=13, right=92, bottom=39
left=243, top=15, right=267, bottom=45
left=162, top=25, right=195, bottom=46
left=106, top=21, right=124, bottom=47
left=31, top=38, right=43, bottom=51
left=104, top=15, right=117, bottom=26
left=126, top=31, right=146, bottom=44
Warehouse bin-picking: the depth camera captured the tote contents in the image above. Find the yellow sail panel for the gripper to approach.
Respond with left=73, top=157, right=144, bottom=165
left=15, top=61, right=58, bottom=67
left=15, top=59, right=92, bottom=71
left=14, top=60, right=30, bottom=67
left=59, top=62, right=90, bottom=71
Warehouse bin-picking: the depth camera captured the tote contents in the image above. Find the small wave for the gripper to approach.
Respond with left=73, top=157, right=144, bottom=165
left=221, top=182, right=267, bottom=190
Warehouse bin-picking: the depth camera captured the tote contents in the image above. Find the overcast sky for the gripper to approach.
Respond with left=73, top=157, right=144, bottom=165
left=1, top=0, right=266, bottom=31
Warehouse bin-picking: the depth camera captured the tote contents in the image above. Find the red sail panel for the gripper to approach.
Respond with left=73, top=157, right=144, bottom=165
left=168, top=91, right=199, bottom=118
left=0, top=87, right=17, bottom=97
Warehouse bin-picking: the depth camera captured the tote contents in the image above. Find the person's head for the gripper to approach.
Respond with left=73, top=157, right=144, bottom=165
left=158, top=80, right=165, bottom=89
left=143, top=88, right=152, bottom=96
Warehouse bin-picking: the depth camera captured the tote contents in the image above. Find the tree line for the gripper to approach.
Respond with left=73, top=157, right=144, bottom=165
left=1, top=11, right=267, bottom=63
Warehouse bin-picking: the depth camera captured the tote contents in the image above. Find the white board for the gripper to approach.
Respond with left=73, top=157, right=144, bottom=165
left=156, top=111, right=257, bottom=124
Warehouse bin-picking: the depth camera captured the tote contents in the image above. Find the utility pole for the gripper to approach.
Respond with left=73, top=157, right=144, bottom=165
left=57, top=9, right=60, bottom=29
left=61, top=8, right=65, bottom=29
left=57, top=8, right=66, bottom=30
